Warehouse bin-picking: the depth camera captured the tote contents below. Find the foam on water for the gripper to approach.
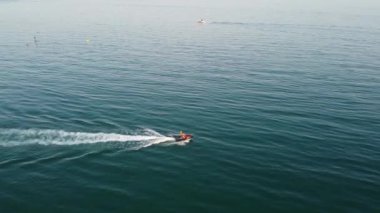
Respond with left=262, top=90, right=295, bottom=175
left=0, top=129, right=175, bottom=149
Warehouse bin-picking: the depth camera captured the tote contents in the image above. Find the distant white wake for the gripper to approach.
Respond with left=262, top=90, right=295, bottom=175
left=0, top=129, right=175, bottom=149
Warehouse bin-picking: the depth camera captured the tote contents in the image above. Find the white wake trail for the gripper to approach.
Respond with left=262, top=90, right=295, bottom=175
left=0, top=129, right=175, bottom=148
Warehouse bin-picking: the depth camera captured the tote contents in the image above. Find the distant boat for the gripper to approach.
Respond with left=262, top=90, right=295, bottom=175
left=197, top=19, right=206, bottom=24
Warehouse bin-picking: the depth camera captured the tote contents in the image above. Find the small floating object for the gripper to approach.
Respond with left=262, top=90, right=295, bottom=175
left=86, top=39, right=91, bottom=44
left=33, top=35, right=38, bottom=47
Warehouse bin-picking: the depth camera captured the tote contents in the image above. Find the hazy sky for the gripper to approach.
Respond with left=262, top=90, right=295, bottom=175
left=2, top=0, right=380, bottom=12
left=133, top=0, right=380, bottom=12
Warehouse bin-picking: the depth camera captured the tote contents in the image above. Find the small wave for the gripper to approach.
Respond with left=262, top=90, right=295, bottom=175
left=0, top=129, right=175, bottom=149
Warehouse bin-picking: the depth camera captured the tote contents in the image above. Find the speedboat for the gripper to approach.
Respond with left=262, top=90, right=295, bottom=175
left=173, top=133, right=193, bottom=142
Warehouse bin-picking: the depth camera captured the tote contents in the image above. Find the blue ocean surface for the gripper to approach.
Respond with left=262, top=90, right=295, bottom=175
left=0, top=0, right=379, bottom=212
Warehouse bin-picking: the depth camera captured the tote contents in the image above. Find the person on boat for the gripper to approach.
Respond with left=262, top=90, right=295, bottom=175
left=180, top=131, right=187, bottom=140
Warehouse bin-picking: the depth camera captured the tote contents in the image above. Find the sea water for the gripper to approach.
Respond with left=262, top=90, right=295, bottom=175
left=0, top=0, right=379, bottom=212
